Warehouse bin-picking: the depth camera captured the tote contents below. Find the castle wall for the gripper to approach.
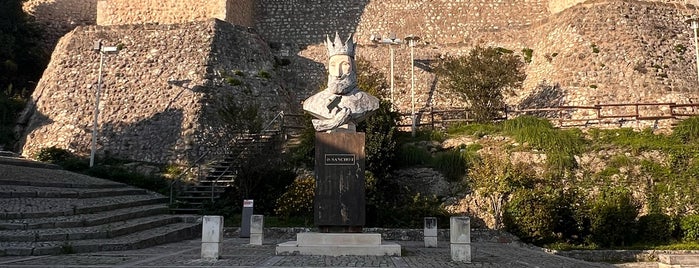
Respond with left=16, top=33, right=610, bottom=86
left=23, top=0, right=98, bottom=51
left=254, top=0, right=550, bottom=46
left=19, top=20, right=291, bottom=165
left=96, top=0, right=256, bottom=27
left=275, top=0, right=699, bottom=131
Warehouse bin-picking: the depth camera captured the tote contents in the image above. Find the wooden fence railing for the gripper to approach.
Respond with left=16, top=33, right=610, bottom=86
left=396, top=102, right=699, bottom=129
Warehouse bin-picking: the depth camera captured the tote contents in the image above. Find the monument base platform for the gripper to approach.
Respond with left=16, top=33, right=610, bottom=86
left=275, top=233, right=401, bottom=257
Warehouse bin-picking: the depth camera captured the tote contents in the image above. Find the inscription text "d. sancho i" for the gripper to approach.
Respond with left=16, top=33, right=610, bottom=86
left=324, top=154, right=356, bottom=165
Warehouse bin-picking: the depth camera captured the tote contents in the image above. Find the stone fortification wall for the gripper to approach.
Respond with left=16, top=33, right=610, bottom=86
left=277, top=0, right=699, bottom=129
left=96, top=0, right=255, bottom=27
left=23, top=0, right=98, bottom=51
left=519, top=0, right=699, bottom=117
left=254, top=0, right=550, bottom=46
left=18, top=19, right=292, bottom=165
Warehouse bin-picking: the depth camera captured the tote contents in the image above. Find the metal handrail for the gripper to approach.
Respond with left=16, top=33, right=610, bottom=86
left=169, top=151, right=210, bottom=206
left=209, top=111, right=286, bottom=202
left=400, top=102, right=699, bottom=129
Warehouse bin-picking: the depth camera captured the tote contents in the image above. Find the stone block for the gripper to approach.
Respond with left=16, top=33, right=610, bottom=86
left=250, top=214, right=263, bottom=234
left=201, top=215, right=223, bottom=260
left=250, top=233, right=263, bottom=245
left=659, top=254, right=699, bottom=265
left=250, top=214, right=263, bottom=245
left=450, top=216, right=470, bottom=244
left=450, top=243, right=472, bottom=263
left=297, top=233, right=381, bottom=246
left=424, top=217, right=438, bottom=237
left=424, top=236, right=438, bottom=248
left=201, top=242, right=222, bottom=259
left=275, top=241, right=401, bottom=256
left=202, top=215, right=223, bottom=243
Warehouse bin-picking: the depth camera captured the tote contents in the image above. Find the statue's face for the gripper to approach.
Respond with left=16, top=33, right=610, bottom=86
left=328, top=55, right=352, bottom=78
left=327, top=55, right=357, bottom=94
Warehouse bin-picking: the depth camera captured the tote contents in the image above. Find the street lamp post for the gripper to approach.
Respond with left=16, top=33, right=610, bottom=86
left=369, top=33, right=402, bottom=110
left=404, top=35, right=420, bottom=137
left=688, top=17, right=699, bottom=83
left=90, top=41, right=119, bottom=167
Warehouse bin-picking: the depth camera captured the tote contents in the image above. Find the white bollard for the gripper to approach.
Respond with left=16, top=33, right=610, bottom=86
left=201, top=215, right=223, bottom=260
left=450, top=216, right=471, bottom=263
left=424, top=217, right=438, bottom=248
left=250, top=214, right=264, bottom=245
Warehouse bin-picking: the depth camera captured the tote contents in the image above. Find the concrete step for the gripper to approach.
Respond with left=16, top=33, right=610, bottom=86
left=0, top=220, right=202, bottom=256
left=0, top=194, right=168, bottom=220
left=659, top=254, right=699, bottom=266
left=0, top=185, right=148, bottom=198
left=169, top=207, right=203, bottom=214
left=0, top=214, right=196, bottom=242
left=0, top=179, right=126, bottom=189
left=175, top=196, right=219, bottom=202
left=0, top=204, right=170, bottom=230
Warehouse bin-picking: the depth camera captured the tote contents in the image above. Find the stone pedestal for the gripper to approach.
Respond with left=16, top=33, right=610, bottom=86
left=314, top=132, right=365, bottom=233
left=201, top=215, right=223, bottom=260
left=275, top=233, right=401, bottom=256
left=424, top=217, right=438, bottom=248
left=250, top=215, right=263, bottom=245
left=450, top=216, right=471, bottom=263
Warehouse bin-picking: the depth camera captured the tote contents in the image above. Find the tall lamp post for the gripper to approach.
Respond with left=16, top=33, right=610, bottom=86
left=404, top=35, right=420, bottom=137
left=687, top=17, right=699, bottom=83
left=90, top=41, right=119, bottom=167
left=369, top=33, right=402, bottom=110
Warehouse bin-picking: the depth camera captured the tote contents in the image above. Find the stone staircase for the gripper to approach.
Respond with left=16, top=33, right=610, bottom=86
left=0, top=161, right=202, bottom=256
left=170, top=132, right=282, bottom=214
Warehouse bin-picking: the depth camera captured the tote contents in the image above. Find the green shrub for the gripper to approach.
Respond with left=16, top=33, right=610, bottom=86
left=36, top=146, right=73, bottom=163
left=257, top=70, right=271, bottom=79
left=359, top=100, right=399, bottom=175
left=207, top=166, right=296, bottom=217
left=431, top=149, right=468, bottom=182
left=35, top=146, right=89, bottom=171
left=504, top=189, right=559, bottom=245
left=372, top=193, right=450, bottom=228
left=680, top=214, right=699, bottom=242
left=588, top=187, right=640, bottom=247
left=637, top=213, right=674, bottom=243
left=504, top=188, right=582, bottom=246
left=522, top=47, right=533, bottom=63
left=672, top=116, right=699, bottom=144
left=225, top=77, right=242, bottom=86
left=396, top=144, right=432, bottom=167
left=274, top=176, right=315, bottom=222
left=501, top=116, right=584, bottom=172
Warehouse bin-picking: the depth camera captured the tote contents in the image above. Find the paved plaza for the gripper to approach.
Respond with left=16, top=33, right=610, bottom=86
left=0, top=236, right=653, bottom=268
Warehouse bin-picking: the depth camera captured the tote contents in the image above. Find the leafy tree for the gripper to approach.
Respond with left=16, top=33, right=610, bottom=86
left=468, top=153, right=537, bottom=229
left=437, top=46, right=526, bottom=122
left=356, top=58, right=399, bottom=175
left=0, top=0, right=48, bottom=148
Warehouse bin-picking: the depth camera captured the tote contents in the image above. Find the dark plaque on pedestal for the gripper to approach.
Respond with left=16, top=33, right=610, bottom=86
left=314, top=132, right=365, bottom=233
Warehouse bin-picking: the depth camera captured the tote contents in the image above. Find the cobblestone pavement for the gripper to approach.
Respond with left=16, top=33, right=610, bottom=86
left=0, top=237, right=654, bottom=268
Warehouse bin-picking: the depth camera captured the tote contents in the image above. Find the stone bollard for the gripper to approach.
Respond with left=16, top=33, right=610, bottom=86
left=450, top=216, right=471, bottom=263
left=250, top=214, right=264, bottom=245
left=201, top=215, right=223, bottom=260
left=424, top=217, right=438, bottom=248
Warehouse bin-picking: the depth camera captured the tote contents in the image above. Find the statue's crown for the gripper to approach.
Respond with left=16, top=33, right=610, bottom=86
left=325, top=32, right=355, bottom=58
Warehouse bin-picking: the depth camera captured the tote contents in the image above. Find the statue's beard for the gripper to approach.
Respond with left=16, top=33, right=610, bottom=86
left=327, top=72, right=357, bottom=94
